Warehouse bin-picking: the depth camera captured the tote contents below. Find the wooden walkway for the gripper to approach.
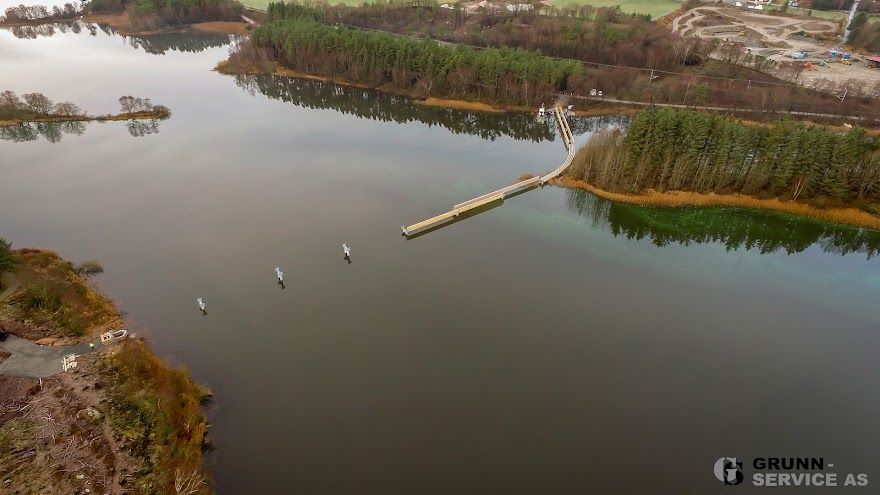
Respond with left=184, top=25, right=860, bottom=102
left=401, top=106, right=575, bottom=237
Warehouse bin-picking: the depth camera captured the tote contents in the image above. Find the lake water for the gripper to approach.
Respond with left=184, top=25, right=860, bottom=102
left=1, top=25, right=879, bottom=494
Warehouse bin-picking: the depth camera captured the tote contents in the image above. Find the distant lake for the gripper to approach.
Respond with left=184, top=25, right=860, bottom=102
left=1, top=24, right=878, bottom=494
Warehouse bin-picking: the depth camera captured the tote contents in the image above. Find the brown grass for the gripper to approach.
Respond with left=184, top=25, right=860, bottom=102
left=82, top=13, right=132, bottom=32
left=83, top=13, right=246, bottom=36
left=554, top=176, right=880, bottom=229
left=417, top=97, right=503, bottom=113
left=104, top=338, right=212, bottom=494
left=191, top=21, right=249, bottom=34
left=0, top=249, right=121, bottom=342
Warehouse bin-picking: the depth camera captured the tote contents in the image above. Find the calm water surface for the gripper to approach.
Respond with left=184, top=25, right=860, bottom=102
left=1, top=26, right=879, bottom=494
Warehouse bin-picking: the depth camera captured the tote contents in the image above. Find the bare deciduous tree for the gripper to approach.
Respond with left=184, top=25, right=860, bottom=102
left=174, top=469, right=206, bottom=495
left=0, top=90, right=21, bottom=108
left=118, top=95, right=136, bottom=115
left=22, top=92, right=53, bottom=114
left=53, top=101, right=81, bottom=116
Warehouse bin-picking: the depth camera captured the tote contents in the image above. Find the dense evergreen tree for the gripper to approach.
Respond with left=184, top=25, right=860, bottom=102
left=248, top=16, right=581, bottom=106
left=568, top=108, right=880, bottom=204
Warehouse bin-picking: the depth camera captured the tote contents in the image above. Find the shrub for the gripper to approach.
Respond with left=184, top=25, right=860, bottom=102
left=74, top=260, right=104, bottom=277
left=0, top=238, right=16, bottom=288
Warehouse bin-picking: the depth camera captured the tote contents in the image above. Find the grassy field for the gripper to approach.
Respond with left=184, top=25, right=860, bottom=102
left=239, top=0, right=270, bottom=9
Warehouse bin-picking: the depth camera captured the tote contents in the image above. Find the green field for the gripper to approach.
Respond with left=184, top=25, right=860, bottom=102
left=239, top=0, right=269, bottom=9
left=549, top=0, right=681, bottom=19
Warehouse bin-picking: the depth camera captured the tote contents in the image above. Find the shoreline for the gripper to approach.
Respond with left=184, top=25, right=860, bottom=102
left=553, top=176, right=880, bottom=230
left=83, top=13, right=249, bottom=35
left=0, top=108, right=170, bottom=128
left=216, top=60, right=547, bottom=114
left=0, top=247, right=213, bottom=493
left=214, top=57, right=880, bottom=129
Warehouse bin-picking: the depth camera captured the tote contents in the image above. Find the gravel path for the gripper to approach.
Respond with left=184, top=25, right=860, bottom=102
left=0, top=335, right=96, bottom=377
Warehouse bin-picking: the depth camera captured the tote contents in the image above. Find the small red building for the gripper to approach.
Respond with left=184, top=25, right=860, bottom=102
left=866, top=56, right=880, bottom=69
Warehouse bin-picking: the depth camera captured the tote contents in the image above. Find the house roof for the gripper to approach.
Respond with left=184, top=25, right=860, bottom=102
left=866, top=56, right=880, bottom=64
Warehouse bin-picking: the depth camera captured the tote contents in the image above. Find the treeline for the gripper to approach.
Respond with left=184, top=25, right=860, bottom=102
left=265, top=1, right=701, bottom=72
left=1, top=90, right=83, bottom=120
left=848, top=13, right=880, bottom=52
left=565, top=188, right=880, bottom=258
left=246, top=2, right=880, bottom=122
left=1, top=3, right=80, bottom=24
left=568, top=108, right=880, bottom=204
left=1, top=90, right=169, bottom=121
left=87, top=0, right=242, bottom=30
left=246, top=16, right=582, bottom=106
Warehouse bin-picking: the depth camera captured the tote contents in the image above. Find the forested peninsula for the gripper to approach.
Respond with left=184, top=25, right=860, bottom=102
left=219, top=1, right=880, bottom=120
left=561, top=108, right=880, bottom=229
left=219, top=4, right=581, bottom=109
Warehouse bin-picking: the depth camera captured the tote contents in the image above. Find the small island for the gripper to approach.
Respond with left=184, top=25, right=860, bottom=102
left=0, top=91, right=171, bottom=127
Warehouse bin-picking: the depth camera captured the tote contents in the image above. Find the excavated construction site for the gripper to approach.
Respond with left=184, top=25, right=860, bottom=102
left=672, top=6, right=879, bottom=92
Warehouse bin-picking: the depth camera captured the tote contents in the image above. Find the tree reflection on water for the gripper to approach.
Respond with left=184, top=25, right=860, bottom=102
left=6, top=20, right=233, bottom=55
left=230, top=73, right=628, bottom=143
left=565, top=187, right=880, bottom=258
left=0, top=119, right=161, bottom=143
